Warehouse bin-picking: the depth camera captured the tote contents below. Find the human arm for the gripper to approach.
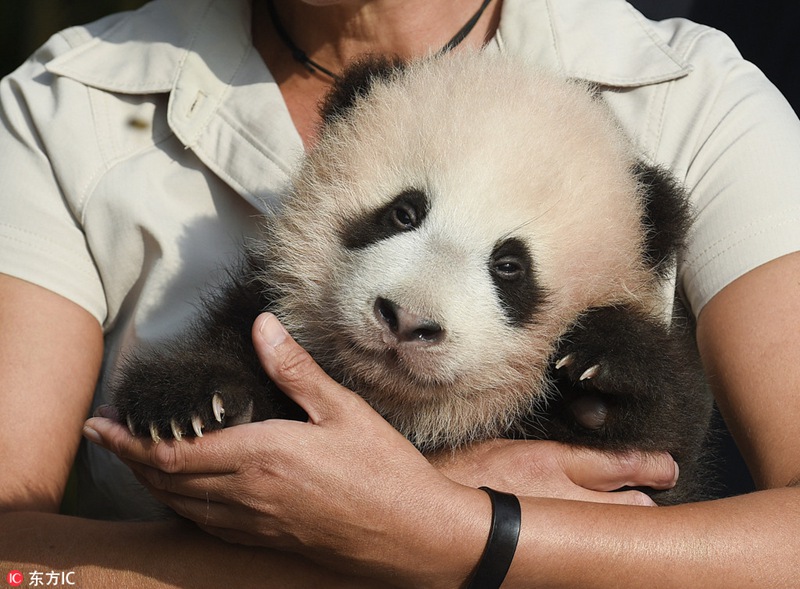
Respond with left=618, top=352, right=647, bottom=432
left=0, top=512, right=384, bottom=589
left=0, top=275, right=382, bottom=588
left=91, top=300, right=800, bottom=588
left=695, top=251, right=800, bottom=490
left=0, top=274, right=102, bottom=512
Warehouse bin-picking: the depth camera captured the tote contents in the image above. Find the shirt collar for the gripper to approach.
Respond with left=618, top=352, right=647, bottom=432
left=498, top=0, right=692, bottom=87
left=47, top=0, right=301, bottom=211
left=44, top=0, right=691, bottom=208
left=46, top=0, right=692, bottom=98
left=46, top=0, right=209, bottom=94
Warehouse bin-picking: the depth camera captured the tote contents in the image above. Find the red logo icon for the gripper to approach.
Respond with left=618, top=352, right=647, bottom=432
left=6, top=571, right=23, bottom=587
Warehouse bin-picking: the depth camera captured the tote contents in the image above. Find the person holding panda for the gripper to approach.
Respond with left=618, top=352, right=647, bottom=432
left=1, top=0, right=799, bottom=587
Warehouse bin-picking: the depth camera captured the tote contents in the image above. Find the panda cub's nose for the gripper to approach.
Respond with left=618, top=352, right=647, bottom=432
left=374, top=297, right=445, bottom=345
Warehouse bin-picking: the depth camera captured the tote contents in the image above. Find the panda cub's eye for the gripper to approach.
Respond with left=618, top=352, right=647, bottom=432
left=389, top=202, right=419, bottom=230
left=490, top=238, right=531, bottom=282
left=490, top=237, right=543, bottom=326
left=492, top=256, right=526, bottom=281
left=380, top=188, right=428, bottom=233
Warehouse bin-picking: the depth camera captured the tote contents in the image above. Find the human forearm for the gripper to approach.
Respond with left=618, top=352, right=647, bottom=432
left=696, top=252, right=800, bottom=490
left=0, top=275, right=103, bottom=512
left=502, top=487, right=800, bottom=588
left=10, top=488, right=797, bottom=589
left=0, top=511, right=381, bottom=589
left=360, top=483, right=800, bottom=589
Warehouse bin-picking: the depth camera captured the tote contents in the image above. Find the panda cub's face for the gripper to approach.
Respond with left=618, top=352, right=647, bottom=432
left=257, top=53, right=661, bottom=450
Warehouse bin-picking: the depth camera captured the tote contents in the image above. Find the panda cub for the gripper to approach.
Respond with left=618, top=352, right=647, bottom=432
left=114, top=52, right=712, bottom=505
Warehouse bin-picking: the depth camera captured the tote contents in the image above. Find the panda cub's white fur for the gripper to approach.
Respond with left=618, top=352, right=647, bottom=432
left=253, top=53, right=665, bottom=450
left=115, top=51, right=710, bottom=504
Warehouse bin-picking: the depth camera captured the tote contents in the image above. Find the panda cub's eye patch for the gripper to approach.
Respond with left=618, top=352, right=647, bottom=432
left=341, top=188, right=430, bottom=250
left=490, top=237, right=544, bottom=326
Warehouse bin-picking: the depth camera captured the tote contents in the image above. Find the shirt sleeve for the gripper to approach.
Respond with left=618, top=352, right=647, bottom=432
left=0, top=33, right=107, bottom=324
left=674, top=28, right=800, bottom=316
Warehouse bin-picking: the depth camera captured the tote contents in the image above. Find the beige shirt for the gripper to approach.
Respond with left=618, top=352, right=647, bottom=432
left=1, top=0, right=799, bottom=518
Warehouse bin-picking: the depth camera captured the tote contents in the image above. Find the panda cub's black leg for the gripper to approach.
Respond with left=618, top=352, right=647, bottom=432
left=113, top=335, right=266, bottom=442
left=112, top=263, right=303, bottom=442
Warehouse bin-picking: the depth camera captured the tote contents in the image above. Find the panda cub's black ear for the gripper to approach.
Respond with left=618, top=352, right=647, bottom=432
left=634, top=162, right=693, bottom=279
left=319, top=55, right=406, bottom=124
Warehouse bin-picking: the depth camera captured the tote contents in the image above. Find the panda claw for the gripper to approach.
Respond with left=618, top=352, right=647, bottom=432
left=555, top=354, right=574, bottom=370
left=170, top=419, right=184, bottom=441
left=126, top=415, right=136, bottom=436
left=212, top=393, right=225, bottom=423
left=580, top=364, right=601, bottom=381
left=191, top=415, right=204, bottom=437
left=149, top=422, right=161, bottom=444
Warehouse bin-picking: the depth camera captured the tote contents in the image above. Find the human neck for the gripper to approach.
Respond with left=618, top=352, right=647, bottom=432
left=251, top=0, right=501, bottom=149
left=255, top=0, right=501, bottom=76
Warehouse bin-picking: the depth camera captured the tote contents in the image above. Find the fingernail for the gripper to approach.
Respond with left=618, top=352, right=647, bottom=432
left=82, top=426, right=102, bottom=445
left=258, top=313, right=287, bottom=347
left=672, top=461, right=680, bottom=486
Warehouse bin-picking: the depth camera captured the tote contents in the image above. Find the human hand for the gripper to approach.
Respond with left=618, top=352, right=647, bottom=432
left=428, top=439, right=679, bottom=506
left=83, top=313, right=488, bottom=587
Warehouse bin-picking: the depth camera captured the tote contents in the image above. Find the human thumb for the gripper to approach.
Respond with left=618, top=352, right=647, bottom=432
left=252, top=312, right=346, bottom=424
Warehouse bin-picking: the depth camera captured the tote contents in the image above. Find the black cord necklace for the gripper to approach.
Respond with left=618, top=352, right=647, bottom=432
left=265, top=0, right=494, bottom=81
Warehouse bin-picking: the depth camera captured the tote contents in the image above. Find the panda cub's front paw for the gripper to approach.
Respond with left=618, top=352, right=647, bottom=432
left=554, top=306, right=660, bottom=393
left=115, top=381, right=256, bottom=443
left=552, top=306, right=664, bottom=430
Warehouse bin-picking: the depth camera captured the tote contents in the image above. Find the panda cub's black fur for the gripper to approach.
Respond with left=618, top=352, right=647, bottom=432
left=113, top=53, right=713, bottom=505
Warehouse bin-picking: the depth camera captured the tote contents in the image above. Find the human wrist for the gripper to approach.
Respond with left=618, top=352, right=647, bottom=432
left=387, top=482, right=492, bottom=589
